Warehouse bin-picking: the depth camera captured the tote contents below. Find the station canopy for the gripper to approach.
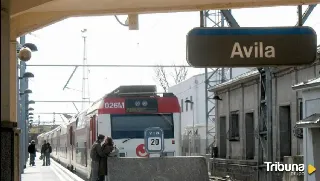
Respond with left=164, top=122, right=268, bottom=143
left=10, top=0, right=318, bottom=38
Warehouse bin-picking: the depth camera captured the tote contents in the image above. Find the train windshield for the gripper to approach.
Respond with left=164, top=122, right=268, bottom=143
left=111, top=114, right=174, bottom=139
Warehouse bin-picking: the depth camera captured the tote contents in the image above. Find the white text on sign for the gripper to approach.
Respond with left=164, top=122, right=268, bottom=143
left=105, top=102, right=124, bottom=109
left=230, top=42, right=275, bottom=58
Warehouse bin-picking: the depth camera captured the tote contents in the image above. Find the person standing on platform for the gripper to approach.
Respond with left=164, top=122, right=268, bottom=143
left=99, top=137, right=115, bottom=181
left=41, top=140, right=48, bottom=166
left=90, top=134, right=106, bottom=181
left=28, top=140, right=36, bottom=166
left=45, top=142, right=52, bottom=166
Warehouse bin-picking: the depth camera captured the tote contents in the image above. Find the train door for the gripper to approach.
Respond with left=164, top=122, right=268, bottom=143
left=69, top=126, right=75, bottom=161
left=90, top=115, right=97, bottom=147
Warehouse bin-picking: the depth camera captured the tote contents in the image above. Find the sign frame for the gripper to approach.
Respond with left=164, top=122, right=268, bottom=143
left=186, top=26, right=317, bottom=67
left=144, top=127, right=164, bottom=154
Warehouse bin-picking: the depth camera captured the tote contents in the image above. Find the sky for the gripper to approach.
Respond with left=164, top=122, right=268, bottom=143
left=23, top=5, right=320, bottom=124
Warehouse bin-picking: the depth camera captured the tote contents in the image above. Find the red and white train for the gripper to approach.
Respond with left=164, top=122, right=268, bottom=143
left=37, top=85, right=181, bottom=180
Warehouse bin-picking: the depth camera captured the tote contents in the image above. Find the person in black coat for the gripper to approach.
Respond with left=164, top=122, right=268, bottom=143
left=28, top=140, right=36, bottom=166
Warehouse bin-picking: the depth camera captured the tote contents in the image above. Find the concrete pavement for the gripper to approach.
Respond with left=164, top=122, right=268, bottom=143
left=22, top=157, right=83, bottom=181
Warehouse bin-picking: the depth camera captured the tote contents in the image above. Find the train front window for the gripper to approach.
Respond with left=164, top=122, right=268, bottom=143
left=111, top=114, right=174, bottom=139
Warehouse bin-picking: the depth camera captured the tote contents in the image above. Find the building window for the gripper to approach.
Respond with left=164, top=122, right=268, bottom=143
left=298, top=98, right=303, bottom=120
left=190, top=96, right=193, bottom=110
left=180, top=99, right=184, bottom=112
left=186, top=98, right=188, bottom=111
left=228, top=111, right=240, bottom=141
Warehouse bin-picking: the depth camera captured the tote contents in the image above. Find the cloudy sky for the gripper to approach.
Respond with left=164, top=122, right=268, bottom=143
left=23, top=5, right=320, bottom=124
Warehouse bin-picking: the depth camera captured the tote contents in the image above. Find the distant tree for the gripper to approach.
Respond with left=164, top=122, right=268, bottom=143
left=153, top=64, right=188, bottom=92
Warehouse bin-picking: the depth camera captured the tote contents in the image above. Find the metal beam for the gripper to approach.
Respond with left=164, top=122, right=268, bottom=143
left=34, top=100, right=90, bottom=103
left=295, top=4, right=317, bottom=26
left=34, top=112, right=77, bottom=114
left=220, top=10, right=240, bottom=27
left=203, top=10, right=234, bottom=156
left=63, top=66, right=78, bottom=90
left=26, top=64, right=191, bottom=68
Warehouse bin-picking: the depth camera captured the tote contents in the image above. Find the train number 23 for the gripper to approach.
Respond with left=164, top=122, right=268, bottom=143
left=151, top=139, right=160, bottom=145
left=104, top=102, right=124, bottom=109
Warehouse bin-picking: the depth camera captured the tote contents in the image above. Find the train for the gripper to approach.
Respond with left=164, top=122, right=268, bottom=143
left=37, top=85, right=182, bottom=180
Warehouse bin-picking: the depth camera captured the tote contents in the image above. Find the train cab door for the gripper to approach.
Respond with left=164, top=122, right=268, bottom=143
left=69, top=126, right=75, bottom=163
left=90, top=115, right=97, bottom=147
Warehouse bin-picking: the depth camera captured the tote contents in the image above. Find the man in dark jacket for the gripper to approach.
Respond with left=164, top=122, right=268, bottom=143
left=45, top=143, right=52, bottom=166
left=41, top=140, right=47, bottom=166
left=41, top=141, right=52, bottom=166
left=28, top=140, right=36, bottom=166
left=99, top=137, right=114, bottom=181
left=90, top=134, right=106, bottom=181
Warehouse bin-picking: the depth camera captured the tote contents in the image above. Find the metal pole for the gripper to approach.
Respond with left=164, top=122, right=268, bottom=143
left=19, top=36, right=27, bottom=170
left=200, top=10, right=210, bottom=154
left=25, top=78, right=29, bottom=163
left=192, top=102, right=195, bottom=155
left=298, top=5, right=303, bottom=26
left=265, top=68, right=273, bottom=181
left=17, top=39, right=23, bottom=176
left=26, top=64, right=191, bottom=68
left=81, top=30, right=87, bottom=111
left=33, top=100, right=90, bottom=103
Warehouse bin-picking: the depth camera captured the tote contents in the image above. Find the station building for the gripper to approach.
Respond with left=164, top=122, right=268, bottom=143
left=168, top=68, right=251, bottom=155
left=210, top=62, right=320, bottom=181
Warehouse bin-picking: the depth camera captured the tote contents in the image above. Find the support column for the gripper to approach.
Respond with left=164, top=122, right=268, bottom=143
left=1, top=1, right=20, bottom=181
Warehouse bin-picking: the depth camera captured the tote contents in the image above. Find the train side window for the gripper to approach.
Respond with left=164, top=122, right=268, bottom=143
left=76, top=118, right=79, bottom=128
left=69, top=127, right=74, bottom=145
left=84, top=142, right=87, bottom=167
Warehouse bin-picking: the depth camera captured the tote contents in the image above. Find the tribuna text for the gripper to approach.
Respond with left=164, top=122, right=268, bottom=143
left=265, top=162, right=304, bottom=172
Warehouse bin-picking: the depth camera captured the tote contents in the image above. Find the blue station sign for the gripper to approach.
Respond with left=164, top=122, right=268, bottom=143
left=186, top=27, right=317, bottom=67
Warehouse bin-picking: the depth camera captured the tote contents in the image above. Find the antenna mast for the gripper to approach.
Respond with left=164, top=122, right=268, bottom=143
left=81, top=29, right=90, bottom=111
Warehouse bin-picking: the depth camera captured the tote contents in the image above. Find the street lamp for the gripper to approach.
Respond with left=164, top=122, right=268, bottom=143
left=28, top=100, right=35, bottom=104
left=19, top=72, right=34, bottom=79
left=213, top=95, right=222, bottom=101
left=19, top=89, right=32, bottom=96
left=18, top=43, right=38, bottom=62
left=28, top=108, right=34, bottom=111
left=185, top=99, right=195, bottom=155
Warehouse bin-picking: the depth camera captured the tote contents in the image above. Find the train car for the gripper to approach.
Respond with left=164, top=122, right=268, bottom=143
left=37, top=85, right=181, bottom=180
left=87, top=85, right=182, bottom=158
left=37, top=133, right=44, bottom=151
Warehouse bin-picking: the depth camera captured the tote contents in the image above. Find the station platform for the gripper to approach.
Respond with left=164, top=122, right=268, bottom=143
left=22, top=157, right=83, bottom=181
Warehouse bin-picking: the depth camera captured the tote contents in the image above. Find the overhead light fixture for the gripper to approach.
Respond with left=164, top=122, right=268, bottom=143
left=19, top=72, right=34, bottom=79
left=22, top=43, right=38, bottom=52
left=213, top=95, right=222, bottom=101
left=185, top=100, right=194, bottom=104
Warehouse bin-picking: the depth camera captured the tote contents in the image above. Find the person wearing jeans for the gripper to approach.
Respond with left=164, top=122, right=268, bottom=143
left=28, top=140, right=36, bottom=166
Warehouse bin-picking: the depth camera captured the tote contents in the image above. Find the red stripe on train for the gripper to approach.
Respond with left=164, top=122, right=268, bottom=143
left=98, top=97, right=180, bottom=114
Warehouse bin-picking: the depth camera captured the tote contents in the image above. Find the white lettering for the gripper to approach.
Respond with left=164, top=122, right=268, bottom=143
left=265, top=162, right=272, bottom=171
left=265, top=162, right=306, bottom=173
left=230, top=42, right=243, bottom=58
left=298, top=164, right=304, bottom=172
left=231, top=42, right=275, bottom=58
left=104, top=102, right=124, bottom=109
left=265, top=46, right=275, bottom=58
left=278, top=162, right=284, bottom=172
left=243, top=46, right=253, bottom=58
